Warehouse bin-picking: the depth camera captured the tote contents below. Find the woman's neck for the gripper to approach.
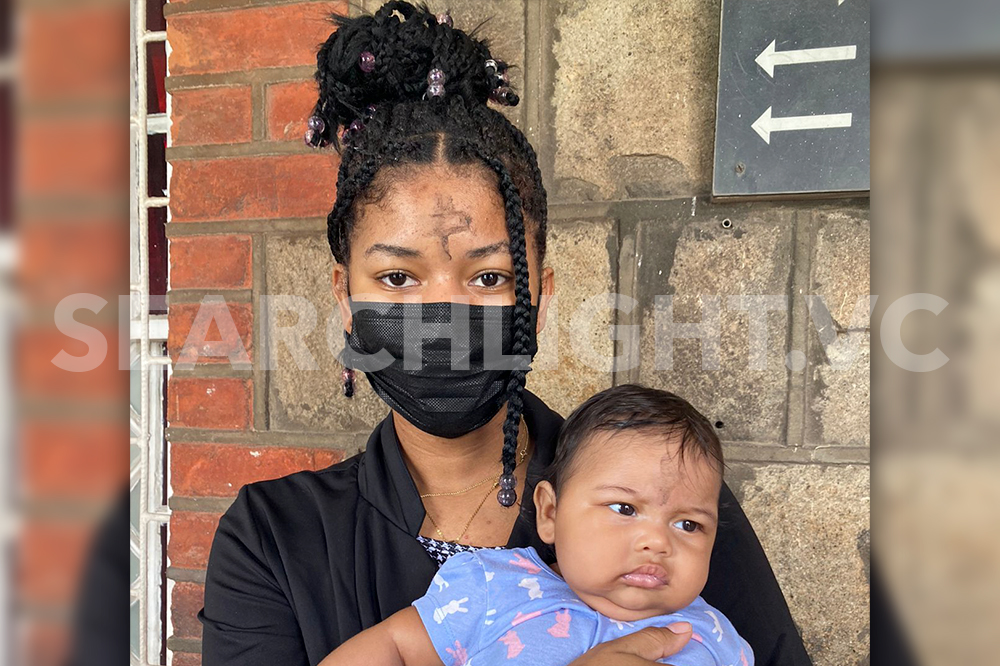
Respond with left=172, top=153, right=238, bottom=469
left=394, top=406, right=514, bottom=494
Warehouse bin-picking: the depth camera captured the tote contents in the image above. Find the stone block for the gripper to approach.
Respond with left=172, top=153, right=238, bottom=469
left=636, top=205, right=794, bottom=443
left=805, top=209, right=870, bottom=447
left=551, top=0, right=720, bottom=200
left=808, top=330, right=870, bottom=447
left=811, top=210, right=871, bottom=331
left=527, top=219, right=616, bottom=416
left=264, top=234, right=390, bottom=432
left=728, top=463, right=870, bottom=666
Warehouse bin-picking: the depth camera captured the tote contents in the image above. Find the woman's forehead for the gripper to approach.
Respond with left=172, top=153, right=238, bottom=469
left=354, top=167, right=510, bottom=255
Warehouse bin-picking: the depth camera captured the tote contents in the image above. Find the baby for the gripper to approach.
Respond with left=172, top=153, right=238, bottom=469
left=320, top=385, right=752, bottom=666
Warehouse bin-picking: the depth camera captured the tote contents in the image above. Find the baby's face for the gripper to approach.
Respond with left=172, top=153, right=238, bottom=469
left=534, top=431, right=720, bottom=622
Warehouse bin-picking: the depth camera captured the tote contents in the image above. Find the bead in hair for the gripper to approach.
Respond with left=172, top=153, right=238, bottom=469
left=425, top=68, right=446, bottom=98
left=359, top=51, right=375, bottom=73
left=304, top=115, right=329, bottom=148
left=435, top=10, right=452, bottom=27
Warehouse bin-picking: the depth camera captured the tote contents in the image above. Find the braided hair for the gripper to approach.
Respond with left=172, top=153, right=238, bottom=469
left=311, top=1, right=548, bottom=507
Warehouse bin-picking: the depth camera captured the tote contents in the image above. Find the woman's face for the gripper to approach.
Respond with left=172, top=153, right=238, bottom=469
left=332, top=164, right=555, bottom=334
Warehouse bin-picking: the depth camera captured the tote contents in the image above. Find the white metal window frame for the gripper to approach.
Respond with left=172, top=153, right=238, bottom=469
left=129, top=0, right=170, bottom=661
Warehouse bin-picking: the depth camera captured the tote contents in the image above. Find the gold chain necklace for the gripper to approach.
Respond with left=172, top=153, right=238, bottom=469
left=422, top=421, right=529, bottom=543
left=419, top=417, right=528, bottom=498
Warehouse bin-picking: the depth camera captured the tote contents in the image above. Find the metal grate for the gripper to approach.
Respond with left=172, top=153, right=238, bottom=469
left=129, top=0, right=170, bottom=660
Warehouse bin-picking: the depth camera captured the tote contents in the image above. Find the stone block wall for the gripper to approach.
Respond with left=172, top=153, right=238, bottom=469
left=165, top=1, right=870, bottom=664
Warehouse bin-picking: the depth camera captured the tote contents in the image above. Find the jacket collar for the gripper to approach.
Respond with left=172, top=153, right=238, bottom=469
left=357, top=391, right=564, bottom=544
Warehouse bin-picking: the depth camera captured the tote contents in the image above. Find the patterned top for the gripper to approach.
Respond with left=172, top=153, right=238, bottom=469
left=411, top=546, right=753, bottom=666
left=416, top=535, right=505, bottom=568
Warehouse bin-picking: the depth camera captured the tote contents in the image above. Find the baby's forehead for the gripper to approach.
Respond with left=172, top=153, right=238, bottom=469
left=571, top=428, right=721, bottom=485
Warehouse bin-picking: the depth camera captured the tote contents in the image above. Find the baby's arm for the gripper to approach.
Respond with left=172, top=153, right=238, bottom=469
left=318, top=607, right=444, bottom=666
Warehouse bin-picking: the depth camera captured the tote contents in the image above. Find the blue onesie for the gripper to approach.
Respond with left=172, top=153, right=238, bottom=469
left=411, top=546, right=753, bottom=666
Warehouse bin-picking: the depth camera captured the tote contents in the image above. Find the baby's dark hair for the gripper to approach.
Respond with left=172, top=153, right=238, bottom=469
left=545, top=385, right=725, bottom=493
left=312, top=1, right=547, bottom=499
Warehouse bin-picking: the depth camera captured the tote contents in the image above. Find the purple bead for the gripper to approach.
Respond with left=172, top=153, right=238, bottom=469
left=341, top=127, right=353, bottom=143
left=349, top=119, right=364, bottom=133
left=363, top=104, right=377, bottom=119
left=359, top=51, right=375, bottom=73
left=427, top=68, right=446, bottom=85
left=436, top=11, right=452, bottom=27
left=499, top=473, right=516, bottom=490
left=303, top=129, right=316, bottom=146
left=497, top=487, right=517, bottom=507
left=307, top=115, right=325, bottom=132
left=341, top=368, right=355, bottom=398
left=427, top=82, right=445, bottom=98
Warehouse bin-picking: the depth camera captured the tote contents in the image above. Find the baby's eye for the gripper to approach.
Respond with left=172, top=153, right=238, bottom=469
left=379, top=272, right=417, bottom=288
left=608, top=503, right=636, bottom=517
left=672, top=519, right=700, bottom=533
left=471, top=272, right=509, bottom=289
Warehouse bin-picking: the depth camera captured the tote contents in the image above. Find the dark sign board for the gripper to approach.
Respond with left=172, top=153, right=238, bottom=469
left=712, top=0, right=870, bottom=198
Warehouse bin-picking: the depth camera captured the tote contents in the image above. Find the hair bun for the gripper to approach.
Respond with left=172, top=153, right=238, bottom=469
left=308, top=1, right=518, bottom=148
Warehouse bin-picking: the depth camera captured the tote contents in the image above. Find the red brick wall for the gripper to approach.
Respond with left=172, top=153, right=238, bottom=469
left=164, top=2, right=347, bottom=662
left=16, top=2, right=130, bottom=664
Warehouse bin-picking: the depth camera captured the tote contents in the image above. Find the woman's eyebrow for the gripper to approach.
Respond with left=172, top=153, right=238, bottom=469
left=593, top=484, right=640, bottom=497
left=364, top=243, right=422, bottom=258
left=465, top=241, right=509, bottom=259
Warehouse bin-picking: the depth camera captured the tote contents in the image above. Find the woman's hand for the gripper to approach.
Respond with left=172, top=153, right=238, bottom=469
left=566, top=622, right=693, bottom=666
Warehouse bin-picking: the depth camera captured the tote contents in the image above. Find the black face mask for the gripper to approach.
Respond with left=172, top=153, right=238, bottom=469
left=342, top=301, right=538, bottom=439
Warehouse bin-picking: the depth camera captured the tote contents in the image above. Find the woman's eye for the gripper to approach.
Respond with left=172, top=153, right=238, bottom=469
left=673, top=519, right=700, bottom=533
left=472, top=272, right=508, bottom=289
left=379, top=272, right=416, bottom=288
left=608, top=503, right=636, bottom=517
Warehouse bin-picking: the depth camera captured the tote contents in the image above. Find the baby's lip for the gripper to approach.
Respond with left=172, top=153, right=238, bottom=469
left=621, top=563, right=669, bottom=587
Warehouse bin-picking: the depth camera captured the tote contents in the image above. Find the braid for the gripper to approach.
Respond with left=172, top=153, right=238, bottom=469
left=464, top=142, right=533, bottom=506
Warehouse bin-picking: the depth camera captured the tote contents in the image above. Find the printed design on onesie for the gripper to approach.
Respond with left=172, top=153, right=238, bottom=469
left=432, top=597, right=469, bottom=624
left=498, top=630, right=524, bottom=658
left=547, top=609, right=571, bottom=638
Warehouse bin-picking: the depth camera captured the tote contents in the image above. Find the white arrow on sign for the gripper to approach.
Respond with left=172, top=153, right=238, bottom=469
left=755, top=39, right=857, bottom=78
left=751, top=106, right=852, bottom=144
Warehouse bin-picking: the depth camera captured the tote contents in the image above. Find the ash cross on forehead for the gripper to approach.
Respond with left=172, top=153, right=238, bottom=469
left=429, top=194, right=473, bottom=260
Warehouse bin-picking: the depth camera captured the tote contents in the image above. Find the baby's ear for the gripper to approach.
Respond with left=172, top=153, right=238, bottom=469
left=533, top=481, right=557, bottom=545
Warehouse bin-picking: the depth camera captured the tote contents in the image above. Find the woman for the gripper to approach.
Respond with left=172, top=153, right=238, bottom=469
left=198, top=3, right=812, bottom=665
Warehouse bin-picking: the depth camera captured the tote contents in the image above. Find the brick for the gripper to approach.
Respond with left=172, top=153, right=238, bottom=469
left=171, top=443, right=343, bottom=497
left=171, top=86, right=253, bottom=146
left=169, top=154, right=339, bottom=222
left=21, top=6, right=130, bottom=104
left=21, top=421, right=127, bottom=500
left=166, top=3, right=347, bottom=76
left=169, top=235, right=252, bottom=289
left=172, top=652, right=202, bottom=666
left=266, top=80, right=318, bottom=141
left=19, top=520, right=93, bottom=605
left=168, top=301, right=253, bottom=365
left=171, top=581, right=205, bottom=639
left=169, top=511, right=221, bottom=569
left=20, top=118, right=128, bottom=198
left=19, top=219, right=129, bottom=302
left=167, top=378, right=252, bottom=430
left=18, top=326, right=125, bottom=401
left=23, top=619, right=71, bottom=666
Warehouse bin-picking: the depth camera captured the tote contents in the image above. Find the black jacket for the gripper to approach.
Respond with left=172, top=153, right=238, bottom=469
left=199, top=392, right=812, bottom=666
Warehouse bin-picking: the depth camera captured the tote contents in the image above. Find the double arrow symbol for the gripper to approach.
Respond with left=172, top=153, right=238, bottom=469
left=751, top=39, right=857, bottom=144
